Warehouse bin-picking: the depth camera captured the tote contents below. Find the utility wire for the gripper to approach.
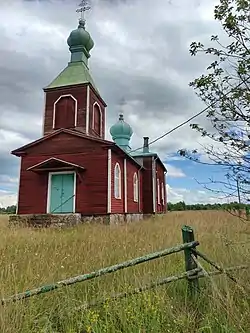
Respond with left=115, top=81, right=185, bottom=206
left=130, top=77, right=250, bottom=154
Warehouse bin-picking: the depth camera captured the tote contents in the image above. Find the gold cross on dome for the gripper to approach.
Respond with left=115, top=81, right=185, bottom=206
left=76, top=0, right=91, bottom=23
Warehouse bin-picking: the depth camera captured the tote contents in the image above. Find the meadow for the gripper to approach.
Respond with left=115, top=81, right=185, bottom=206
left=0, top=211, right=249, bottom=333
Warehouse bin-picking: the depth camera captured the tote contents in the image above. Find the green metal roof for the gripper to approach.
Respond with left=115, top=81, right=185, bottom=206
left=45, top=61, right=98, bottom=91
left=130, top=151, right=157, bottom=157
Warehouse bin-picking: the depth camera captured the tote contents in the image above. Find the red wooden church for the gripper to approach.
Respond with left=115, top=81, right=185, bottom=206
left=11, top=15, right=167, bottom=225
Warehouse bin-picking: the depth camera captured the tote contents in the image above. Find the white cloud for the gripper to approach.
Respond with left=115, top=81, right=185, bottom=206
left=0, top=0, right=230, bottom=205
left=165, top=164, right=186, bottom=178
left=166, top=184, right=222, bottom=204
left=0, top=191, right=17, bottom=208
left=166, top=184, right=240, bottom=204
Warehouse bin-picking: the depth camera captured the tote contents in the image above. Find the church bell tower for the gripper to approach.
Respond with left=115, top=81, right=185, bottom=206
left=42, top=0, right=106, bottom=139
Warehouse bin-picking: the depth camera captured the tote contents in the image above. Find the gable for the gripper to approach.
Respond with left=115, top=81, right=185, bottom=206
left=12, top=130, right=112, bottom=157
left=27, top=157, right=86, bottom=172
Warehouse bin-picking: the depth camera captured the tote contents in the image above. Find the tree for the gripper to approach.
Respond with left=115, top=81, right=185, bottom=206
left=179, top=0, right=250, bottom=203
left=0, top=205, right=16, bottom=214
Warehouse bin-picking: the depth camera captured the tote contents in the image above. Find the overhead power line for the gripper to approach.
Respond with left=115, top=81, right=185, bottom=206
left=130, top=77, right=250, bottom=154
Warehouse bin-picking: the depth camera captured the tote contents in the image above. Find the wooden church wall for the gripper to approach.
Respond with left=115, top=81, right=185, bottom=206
left=89, top=88, right=106, bottom=139
left=24, top=132, right=105, bottom=156
left=17, top=144, right=109, bottom=215
left=43, top=84, right=106, bottom=137
left=156, top=161, right=167, bottom=213
left=17, top=157, right=48, bottom=214
left=126, top=160, right=143, bottom=213
left=142, top=157, right=154, bottom=214
left=111, top=153, right=125, bottom=214
left=43, top=85, right=88, bottom=135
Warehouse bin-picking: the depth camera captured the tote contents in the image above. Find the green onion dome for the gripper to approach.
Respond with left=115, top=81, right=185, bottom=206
left=110, top=114, right=133, bottom=140
left=67, top=19, right=94, bottom=52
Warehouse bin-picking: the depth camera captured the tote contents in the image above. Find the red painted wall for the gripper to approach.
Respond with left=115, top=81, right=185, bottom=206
left=43, top=84, right=106, bottom=139
left=43, top=85, right=87, bottom=135
left=141, top=156, right=154, bottom=214
left=89, top=89, right=106, bottom=139
left=16, top=130, right=166, bottom=216
left=155, top=160, right=167, bottom=213
left=17, top=133, right=109, bottom=215
left=126, top=159, right=143, bottom=213
left=18, top=157, right=48, bottom=214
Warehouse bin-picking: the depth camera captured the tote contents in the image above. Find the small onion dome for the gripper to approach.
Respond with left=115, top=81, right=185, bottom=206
left=67, top=19, right=94, bottom=52
left=110, top=114, right=133, bottom=140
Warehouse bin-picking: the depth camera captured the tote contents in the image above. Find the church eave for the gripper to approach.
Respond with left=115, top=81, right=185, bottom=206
left=111, top=145, right=145, bottom=170
left=132, top=152, right=167, bottom=172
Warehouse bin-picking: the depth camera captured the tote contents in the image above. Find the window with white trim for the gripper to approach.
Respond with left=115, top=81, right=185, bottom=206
left=54, top=96, right=76, bottom=130
left=133, top=172, right=139, bottom=202
left=161, top=182, right=165, bottom=205
left=157, top=178, right=160, bottom=204
left=114, top=163, right=121, bottom=199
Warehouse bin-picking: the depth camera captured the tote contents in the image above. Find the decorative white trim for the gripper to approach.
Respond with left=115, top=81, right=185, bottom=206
left=27, top=157, right=85, bottom=171
left=16, top=159, right=22, bottom=214
left=114, top=162, right=122, bottom=199
left=107, top=149, right=112, bottom=213
left=52, top=94, right=77, bottom=129
left=152, top=157, right=156, bottom=213
left=86, top=85, right=90, bottom=135
left=42, top=91, right=46, bottom=135
left=138, top=169, right=142, bottom=211
left=161, top=182, right=165, bottom=205
left=103, top=106, right=106, bottom=139
left=157, top=178, right=160, bottom=204
left=92, top=101, right=103, bottom=137
left=133, top=172, right=139, bottom=203
left=124, top=159, right=127, bottom=213
left=46, top=171, right=76, bottom=214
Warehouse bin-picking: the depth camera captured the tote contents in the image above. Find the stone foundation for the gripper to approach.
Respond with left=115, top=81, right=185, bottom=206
left=109, top=213, right=144, bottom=225
left=8, top=213, right=145, bottom=228
left=9, top=213, right=82, bottom=228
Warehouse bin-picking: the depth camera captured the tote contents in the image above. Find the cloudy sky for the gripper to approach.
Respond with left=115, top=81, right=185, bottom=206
left=0, top=0, right=233, bottom=207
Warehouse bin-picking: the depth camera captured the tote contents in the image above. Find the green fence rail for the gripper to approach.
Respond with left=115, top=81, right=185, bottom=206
left=1, top=237, right=199, bottom=305
left=1, top=225, right=248, bottom=308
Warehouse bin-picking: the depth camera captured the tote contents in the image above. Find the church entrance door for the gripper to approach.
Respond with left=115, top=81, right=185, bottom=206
left=48, top=172, right=75, bottom=213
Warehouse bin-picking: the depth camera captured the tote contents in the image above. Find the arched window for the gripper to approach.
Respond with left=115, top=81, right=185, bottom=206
left=133, top=172, right=139, bottom=202
left=157, top=178, right=160, bottom=204
left=114, top=163, right=121, bottom=199
left=92, top=103, right=101, bottom=136
left=54, top=95, right=76, bottom=129
left=161, top=182, right=165, bottom=205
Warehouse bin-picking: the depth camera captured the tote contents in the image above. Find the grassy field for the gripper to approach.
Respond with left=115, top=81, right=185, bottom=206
left=0, top=211, right=249, bottom=333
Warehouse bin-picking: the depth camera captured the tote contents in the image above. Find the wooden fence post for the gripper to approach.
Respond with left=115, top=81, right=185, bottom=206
left=182, top=225, right=199, bottom=297
left=245, top=206, right=250, bottom=221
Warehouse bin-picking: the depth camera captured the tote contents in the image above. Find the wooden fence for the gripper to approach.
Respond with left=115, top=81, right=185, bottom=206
left=1, top=225, right=249, bottom=309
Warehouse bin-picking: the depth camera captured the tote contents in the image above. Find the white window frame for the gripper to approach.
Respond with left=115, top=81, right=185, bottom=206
left=161, top=182, right=165, bottom=205
left=53, top=94, right=77, bottom=129
left=114, top=163, right=121, bottom=199
left=133, top=172, right=139, bottom=202
left=157, top=178, right=160, bottom=204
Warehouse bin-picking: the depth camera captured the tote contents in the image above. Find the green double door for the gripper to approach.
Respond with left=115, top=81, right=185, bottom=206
left=49, top=173, right=75, bottom=213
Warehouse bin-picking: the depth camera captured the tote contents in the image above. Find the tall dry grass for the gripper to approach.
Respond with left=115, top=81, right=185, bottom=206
left=0, top=211, right=249, bottom=332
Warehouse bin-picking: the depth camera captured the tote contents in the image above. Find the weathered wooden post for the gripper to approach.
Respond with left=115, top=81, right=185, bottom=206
left=245, top=206, right=250, bottom=221
left=182, top=225, right=199, bottom=297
